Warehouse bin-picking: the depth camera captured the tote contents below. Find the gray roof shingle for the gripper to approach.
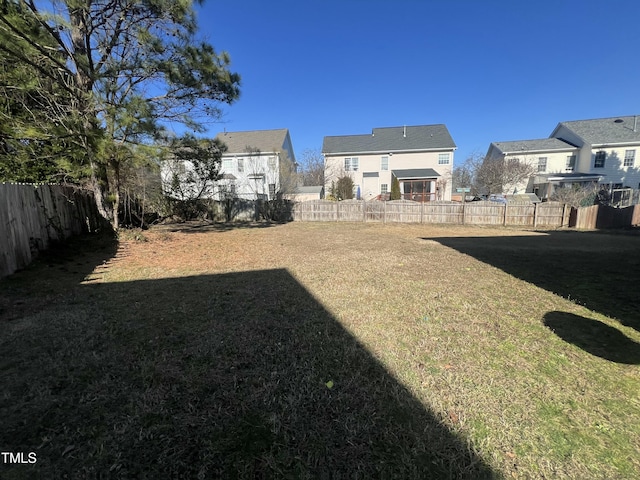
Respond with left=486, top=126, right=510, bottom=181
left=323, top=124, right=456, bottom=154
left=491, top=138, right=577, bottom=154
left=392, top=168, right=441, bottom=179
left=555, top=115, right=640, bottom=145
left=214, top=129, right=290, bottom=154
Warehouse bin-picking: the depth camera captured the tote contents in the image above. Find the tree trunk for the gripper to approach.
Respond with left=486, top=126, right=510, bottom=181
left=69, top=4, right=116, bottom=229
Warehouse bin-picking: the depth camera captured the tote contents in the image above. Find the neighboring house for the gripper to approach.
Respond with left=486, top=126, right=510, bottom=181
left=322, top=124, right=457, bottom=201
left=486, top=115, right=640, bottom=199
left=214, top=128, right=297, bottom=201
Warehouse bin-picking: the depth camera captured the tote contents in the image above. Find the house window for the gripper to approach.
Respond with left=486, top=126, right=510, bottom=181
left=381, top=184, right=388, bottom=194
left=222, top=158, right=233, bottom=171
left=268, top=183, right=276, bottom=198
left=566, top=155, right=576, bottom=171
left=537, top=157, right=547, bottom=172
left=268, top=156, right=277, bottom=169
left=344, top=157, right=359, bottom=171
left=594, top=151, right=606, bottom=168
left=438, top=153, right=450, bottom=165
left=381, top=156, right=389, bottom=171
left=237, top=158, right=244, bottom=173
left=624, top=150, right=635, bottom=167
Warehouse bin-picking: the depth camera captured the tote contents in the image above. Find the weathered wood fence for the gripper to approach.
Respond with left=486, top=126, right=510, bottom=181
left=1, top=183, right=104, bottom=278
left=293, top=200, right=570, bottom=227
left=570, top=204, right=640, bottom=229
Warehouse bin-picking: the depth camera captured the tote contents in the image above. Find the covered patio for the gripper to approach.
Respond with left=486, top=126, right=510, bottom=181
left=392, top=168, right=441, bottom=202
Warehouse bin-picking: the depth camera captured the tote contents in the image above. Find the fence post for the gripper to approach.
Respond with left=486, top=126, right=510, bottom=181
left=383, top=201, right=386, bottom=223
left=503, top=204, right=508, bottom=226
left=363, top=199, right=366, bottom=223
left=533, top=203, right=538, bottom=228
left=420, top=201, right=424, bottom=224
left=335, top=201, right=339, bottom=222
left=461, top=202, right=465, bottom=225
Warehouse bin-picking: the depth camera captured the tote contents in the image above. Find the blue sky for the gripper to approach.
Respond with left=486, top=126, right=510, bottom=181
left=196, top=0, right=640, bottom=164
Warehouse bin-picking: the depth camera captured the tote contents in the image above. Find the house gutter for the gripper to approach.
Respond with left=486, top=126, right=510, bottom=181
left=323, top=147, right=457, bottom=156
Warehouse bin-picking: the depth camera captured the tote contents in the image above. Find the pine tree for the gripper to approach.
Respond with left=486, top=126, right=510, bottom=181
left=0, top=0, right=240, bottom=228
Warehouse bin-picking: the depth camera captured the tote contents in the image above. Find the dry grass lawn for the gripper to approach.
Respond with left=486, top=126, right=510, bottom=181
left=1, top=221, right=639, bottom=478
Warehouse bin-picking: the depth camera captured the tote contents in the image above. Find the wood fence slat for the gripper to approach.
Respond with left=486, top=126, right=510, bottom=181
left=291, top=199, right=640, bottom=231
left=0, top=183, right=102, bottom=278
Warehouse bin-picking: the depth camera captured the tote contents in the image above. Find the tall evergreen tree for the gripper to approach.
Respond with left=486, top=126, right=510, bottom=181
left=0, top=0, right=86, bottom=182
left=0, top=0, right=240, bottom=228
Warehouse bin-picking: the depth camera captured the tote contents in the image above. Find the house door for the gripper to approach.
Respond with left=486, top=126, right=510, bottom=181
left=362, top=173, right=379, bottom=200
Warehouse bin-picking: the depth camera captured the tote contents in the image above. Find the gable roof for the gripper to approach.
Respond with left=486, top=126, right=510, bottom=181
left=322, top=124, right=456, bottom=154
left=214, top=129, right=290, bottom=154
left=490, top=138, right=577, bottom=155
left=553, top=115, right=640, bottom=145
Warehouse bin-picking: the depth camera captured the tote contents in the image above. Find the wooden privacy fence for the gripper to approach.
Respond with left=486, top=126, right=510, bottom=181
left=0, top=183, right=103, bottom=278
left=569, top=204, right=640, bottom=229
left=293, top=200, right=570, bottom=228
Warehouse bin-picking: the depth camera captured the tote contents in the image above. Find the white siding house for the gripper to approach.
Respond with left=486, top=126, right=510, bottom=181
left=485, top=115, right=640, bottom=199
left=214, top=129, right=297, bottom=201
left=323, top=124, right=457, bottom=201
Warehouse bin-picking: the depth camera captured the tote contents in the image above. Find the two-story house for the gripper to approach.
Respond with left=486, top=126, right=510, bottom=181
left=486, top=115, right=640, bottom=199
left=214, top=128, right=297, bottom=200
left=322, top=124, right=457, bottom=201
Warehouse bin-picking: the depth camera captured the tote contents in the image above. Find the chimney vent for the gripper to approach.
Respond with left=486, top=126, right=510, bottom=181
left=403, top=125, right=406, bottom=138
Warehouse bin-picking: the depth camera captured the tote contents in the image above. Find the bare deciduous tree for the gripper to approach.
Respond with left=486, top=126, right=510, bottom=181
left=550, top=183, right=599, bottom=207
left=475, top=156, right=536, bottom=195
left=299, top=149, right=325, bottom=186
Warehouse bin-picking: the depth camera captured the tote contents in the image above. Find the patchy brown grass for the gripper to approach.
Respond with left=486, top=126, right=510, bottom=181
left=1, top=222, right=639, bottom=479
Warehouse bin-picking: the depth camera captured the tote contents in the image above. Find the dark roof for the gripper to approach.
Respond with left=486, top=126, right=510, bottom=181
left=491, top=138, right=577, bottom=154
left=392, top=168, right=441, bottom=179
left=214, top=129, right=290, bottom=154
left=322, top=124, right=456, bottom=154
left=554, top=115, right=640, bottom=145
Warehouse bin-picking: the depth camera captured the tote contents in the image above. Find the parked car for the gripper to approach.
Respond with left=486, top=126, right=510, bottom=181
left=488, top=194, right=507, bottom=204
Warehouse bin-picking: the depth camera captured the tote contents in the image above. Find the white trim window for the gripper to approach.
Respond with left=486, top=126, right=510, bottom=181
left=268, top=156, right=277, bottom=170
left=381, top=156, right=389, bottom=171
left=566, top=155, right=576, bottom=171
left=237, top=158, right=244, bottom=173
left=538, top=157, right=547, bottom=173
left=380, top=184, right=388, bottom=194
left=594, top=151, right=606, bottom=168
left=624, top=150, right=635, bottom=167
left=222, top=158, right=233, bottom=171
left=438, top=153, right=450, bottom=165
left=344, top=157, right=359, bottom=171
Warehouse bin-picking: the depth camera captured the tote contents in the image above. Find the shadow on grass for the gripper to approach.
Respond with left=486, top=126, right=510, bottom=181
left=544, top=312, right=640, bottom=364
left=429, top=230, right=640, bottom=363
left=0, top=232, right=119, bottom=321
left=0, top=268, right=492, bottom=478
left=154, top=220, right=285, bottom=234
left=428, top=231, right=640, bottom=332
